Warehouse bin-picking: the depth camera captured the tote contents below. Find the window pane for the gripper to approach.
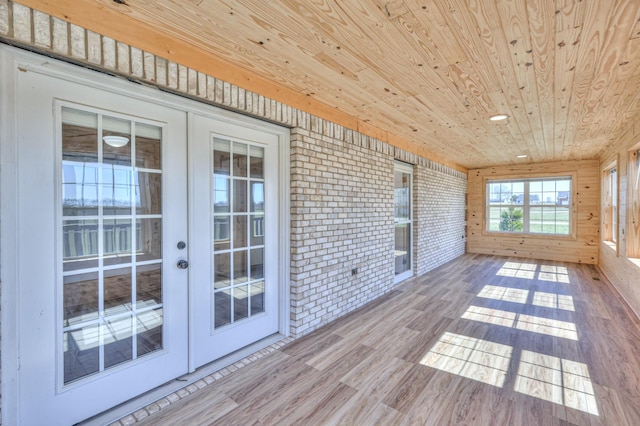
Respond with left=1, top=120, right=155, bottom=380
left=498, top=207, right=524, bottom=232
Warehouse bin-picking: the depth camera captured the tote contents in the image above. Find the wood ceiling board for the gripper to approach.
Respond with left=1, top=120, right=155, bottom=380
left=554, top=25, right=582, bottom=160
left=583, top=16, right=640, bottom=141
left=576, top=2, right=640, bottom=135
left=497, top=0, right=549, bottom=162
left=526, top=0, right=556, bottom=162
left=18, top=0, right=640, bottom=169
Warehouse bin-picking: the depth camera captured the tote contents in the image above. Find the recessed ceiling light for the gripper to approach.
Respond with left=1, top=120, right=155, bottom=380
left=517, top=154, right=528, bottom=158
left=489, top=114, right=509, bottom=121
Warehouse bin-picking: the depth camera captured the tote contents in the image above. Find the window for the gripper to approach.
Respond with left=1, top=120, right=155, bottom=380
left=603, top=165, right=618, bottom=244
left=394, top=162, right=413, bottom=283
left=486, top=177, right=572, bottom=235
left=628, top=149, right=640, bottom=257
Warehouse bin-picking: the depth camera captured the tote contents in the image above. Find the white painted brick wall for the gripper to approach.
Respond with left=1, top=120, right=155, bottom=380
left=414, top=165, right=467, bottom=275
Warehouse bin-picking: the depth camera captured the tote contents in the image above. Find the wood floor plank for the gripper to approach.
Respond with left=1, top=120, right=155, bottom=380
left=134, top=254, right=640, bottom=426
left=136, top=389, right=237, bottom=426
left=339, top=352, right=413, bottom=400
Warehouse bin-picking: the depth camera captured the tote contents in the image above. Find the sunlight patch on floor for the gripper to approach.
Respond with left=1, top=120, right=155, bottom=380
left=420, top=332, right=512, bottom=388
left=496, top=262, right=537, bottom=279
left=532, top=291, right=575, bottom=311
left=515, top=350, right=599, bottom=415
left=462, top=306, right=578, bottom=341
left=539, top=265, right=570, bottom=283
left=478, top=285, right=529, bottom=304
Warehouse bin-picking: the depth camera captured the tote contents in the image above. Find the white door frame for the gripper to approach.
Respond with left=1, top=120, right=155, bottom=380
left=0, top=45, right=290, bottom=424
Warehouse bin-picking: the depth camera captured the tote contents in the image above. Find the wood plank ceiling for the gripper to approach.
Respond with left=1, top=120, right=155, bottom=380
left=25, top=0, right=640, bottom=169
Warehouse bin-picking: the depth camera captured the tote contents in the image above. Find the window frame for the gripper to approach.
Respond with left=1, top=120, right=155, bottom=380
left=602, top=162, right=618, bottom=247
left=484, top=174, right=575, bottom=238
left=394, top=161, right=414, bottom=284
left=628, top=147, right=640, bottom=258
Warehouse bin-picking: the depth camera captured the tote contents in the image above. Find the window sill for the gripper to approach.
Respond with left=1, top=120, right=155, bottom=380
left=483, top=230, right=575, bottom=241
left=602, top=240, right=617, bottom=251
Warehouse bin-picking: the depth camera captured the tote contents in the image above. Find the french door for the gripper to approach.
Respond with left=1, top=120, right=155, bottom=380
left=12, top=67, right=189, bottom=424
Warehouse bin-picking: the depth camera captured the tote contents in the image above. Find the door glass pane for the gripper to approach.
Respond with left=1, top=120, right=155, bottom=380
left=250, top=248, right=264, bottom=279
left=214, top=290, right=231, bottom=328
left=233, top=216, right=247, bottom=248
left=137, top=308, right=163, bottom=357
left=250, top=181, right=264, bottom=213
left=62, top=109, right=99, bottom=216
left=61, top=106, right=165, bottom=385
left=234, top=285, right=249, bottom=321
left=212, top=139, right=267, bottom=330
left=103, top=314, right=133, bottom=368
left=135, top=123, right=161, bottom=169
left=138, top=218, right=162, bottom=262
left=62, top=165, right=99, bottom=217
left=214, top=177, right=230, bottom=213
left=64, top=324, right=100, bottom=384
left=63, top=272, right=99, bottom=326
left=395, top=223, right=411, bottom=275
left=213, top=138, right=231, bottom=176
left=63, top=219, right=99, bottom=271
left=214, top=216, right=231, bottom=250
left=233, top=250, right=248, bottom=284
left=136, top=172, right=162, bottom=215
left=214, top=253, right=231, bottom=289
left=233, top=180, right=247, bottom=213
left=104, top=268, right=132, bottom=316
left=250, top=215, right=265, bottom=246
left=103, top=116, right=131, bottom=166
left=395, top=171, right=410, bottom=221
left=136, top=263, right=162, bottom=307
left=250, top=146, right=264, bottom=179
left=103, top=219, right=133, bottom=266
left=250, top=281, right=265, bottom=314
left=102, top=166, right=133, bottom=215
left=233, top=142, right=248, bottom=177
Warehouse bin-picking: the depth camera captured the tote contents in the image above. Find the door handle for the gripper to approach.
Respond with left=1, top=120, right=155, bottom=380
left=177, top=259, right=189, bottom=270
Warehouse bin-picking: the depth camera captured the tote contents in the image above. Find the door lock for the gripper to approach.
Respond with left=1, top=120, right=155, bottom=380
left=177, top=259, right=189, bottom=270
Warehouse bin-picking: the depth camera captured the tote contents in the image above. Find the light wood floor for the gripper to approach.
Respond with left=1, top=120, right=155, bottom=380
left=139, top=254, right=640, bottom=425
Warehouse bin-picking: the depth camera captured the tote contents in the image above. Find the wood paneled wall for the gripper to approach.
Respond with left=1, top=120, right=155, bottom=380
left=467, top=160, right=599, bottom=264
left=599, top=116, right=640, bottom=319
